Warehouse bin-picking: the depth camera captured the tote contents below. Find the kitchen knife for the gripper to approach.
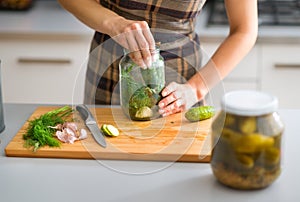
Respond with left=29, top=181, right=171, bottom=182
left=76, top=104, right=107, bottom=148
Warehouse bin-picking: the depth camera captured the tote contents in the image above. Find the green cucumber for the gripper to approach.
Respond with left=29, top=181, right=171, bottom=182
left=135, top=106, right=153, bottom=119
left=101, top=124, right=119, bottom=137
left=185, top=106, right=215, bottom=122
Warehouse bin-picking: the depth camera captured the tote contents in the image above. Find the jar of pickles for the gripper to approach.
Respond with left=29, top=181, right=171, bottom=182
left=119, top=47, right=165, bottom=121
left=211, top=90, right=284, bottom=189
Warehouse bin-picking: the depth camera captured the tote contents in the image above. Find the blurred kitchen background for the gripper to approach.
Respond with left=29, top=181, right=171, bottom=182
left=207, top=0, right=300, bottom=27
left=0, top=0, right=300, bottom=109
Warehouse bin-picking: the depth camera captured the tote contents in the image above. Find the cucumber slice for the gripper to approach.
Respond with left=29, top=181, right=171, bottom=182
left=100, top=124, right=107, bottom=135
left=101, top=124, right=119, bottom=137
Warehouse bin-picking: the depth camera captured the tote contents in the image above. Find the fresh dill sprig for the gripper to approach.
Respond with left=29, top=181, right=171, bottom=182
left=23, top=106, right=73, bottom=152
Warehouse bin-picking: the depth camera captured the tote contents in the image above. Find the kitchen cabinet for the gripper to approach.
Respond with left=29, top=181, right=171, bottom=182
left=261, top=44, right=300, bottom=109
left=0, top=35, right=92, bottom=104
left=201, top=42, right=260, bottom=88
left=201, top=41, right=300, bottom=109
left=200, top=42, right=260, bottom=106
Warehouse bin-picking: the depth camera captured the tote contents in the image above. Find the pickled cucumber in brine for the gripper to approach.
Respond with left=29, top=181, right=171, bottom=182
left=238, top=117, right=257, bottom=134
left=128, top=86, right=162, bottom=121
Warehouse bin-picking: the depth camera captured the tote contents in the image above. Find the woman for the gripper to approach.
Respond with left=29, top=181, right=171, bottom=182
left=58, top=0, right=258, bottom=117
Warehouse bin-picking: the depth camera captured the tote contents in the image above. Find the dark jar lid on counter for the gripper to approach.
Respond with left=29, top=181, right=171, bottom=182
left=0, top=0, right=34, bottom=11
left=211, top=90, right=284, bottom=190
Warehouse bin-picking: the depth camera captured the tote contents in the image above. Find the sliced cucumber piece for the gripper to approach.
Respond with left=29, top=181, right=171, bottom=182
left=100, top=124, right=107, bottom=135
left=101, top=124, right=119, bottom=137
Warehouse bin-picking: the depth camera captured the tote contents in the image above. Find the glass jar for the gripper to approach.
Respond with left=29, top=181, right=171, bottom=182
left=0, top=60, right=4, bottom=133
left=119, top=47, right=165, bottom=121
left=211, top=90, right=284, bottom=189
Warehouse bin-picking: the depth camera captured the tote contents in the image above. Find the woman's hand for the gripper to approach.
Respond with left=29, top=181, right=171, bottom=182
left=58, top=0, right=156, bottom=68
left=109, top=18, right=156, bottom=68
left=158, top=82, right=199, bottom=117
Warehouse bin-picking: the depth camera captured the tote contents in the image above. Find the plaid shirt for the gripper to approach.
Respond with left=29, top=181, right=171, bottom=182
left=84, top=0, right=206, bottom=105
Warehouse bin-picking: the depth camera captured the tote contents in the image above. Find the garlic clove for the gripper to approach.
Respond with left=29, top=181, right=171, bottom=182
left=79, top=128, right=88, bottom=140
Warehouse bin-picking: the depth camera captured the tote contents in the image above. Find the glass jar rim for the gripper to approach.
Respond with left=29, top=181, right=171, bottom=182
left=123, top=44, right=160, bottom=55
left=221, top=90, right=278, bottom=116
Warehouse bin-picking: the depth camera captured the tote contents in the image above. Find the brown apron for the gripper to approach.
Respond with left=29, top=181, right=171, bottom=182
left=84, top=0, right=206, bottom=105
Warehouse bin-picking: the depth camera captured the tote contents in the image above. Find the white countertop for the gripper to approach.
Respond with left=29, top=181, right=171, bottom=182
left=0, top=103, right=299, bottom=202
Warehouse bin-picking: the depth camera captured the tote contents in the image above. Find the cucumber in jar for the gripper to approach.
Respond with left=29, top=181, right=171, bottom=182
left=119, top=48, right=165, bottom=121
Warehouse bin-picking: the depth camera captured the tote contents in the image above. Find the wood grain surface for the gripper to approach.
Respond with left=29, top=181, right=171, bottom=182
left=5, top=106, right=212, bottom=162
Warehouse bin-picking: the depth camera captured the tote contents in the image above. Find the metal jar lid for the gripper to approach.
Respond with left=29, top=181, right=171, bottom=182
left=221, top=90, right=279, bottom=116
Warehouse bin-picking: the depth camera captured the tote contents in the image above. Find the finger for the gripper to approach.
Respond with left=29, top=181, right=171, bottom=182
left=140, top=21, right=156, bottom=66
left=158, top=91, right=178, bottom=109
left=159, top=82, right=179, bottom=108
left=161, top=82, right=178, bottom=97
left=133, top=27, right=152, bottom=67
left=160, top=103, right=183, bottom=117
left=125, top=31, right=146, bottom=67
left=160, top=98, right=183, bottom=113
left=143, top=28, right=156, bottom=65
left=167, top=108, right=183, bottom=116
left=140, top=21, right=155, bottom=50
left=114, top=33, right=130, bottom=50
left=173, top=98, right=184, bottom=109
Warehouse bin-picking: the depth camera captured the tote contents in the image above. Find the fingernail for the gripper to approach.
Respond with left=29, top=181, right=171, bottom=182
left=138, top=61, right=146, bottom=68
left=145, top=57, right=152, bottom=67
left=162, top=91, right=167, bottom=97
left=159, top=102, right=164, bottom=108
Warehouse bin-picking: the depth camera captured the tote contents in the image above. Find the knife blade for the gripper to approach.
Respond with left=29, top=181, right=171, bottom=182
left=76, top=104, right=107, bottom=148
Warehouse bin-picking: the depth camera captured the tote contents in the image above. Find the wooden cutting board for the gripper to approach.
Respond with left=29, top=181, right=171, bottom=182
left=5, top=106, right=212, bottom=162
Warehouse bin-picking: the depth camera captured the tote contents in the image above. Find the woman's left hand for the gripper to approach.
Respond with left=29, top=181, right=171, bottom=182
left=158, top=82, right=198, bottom=117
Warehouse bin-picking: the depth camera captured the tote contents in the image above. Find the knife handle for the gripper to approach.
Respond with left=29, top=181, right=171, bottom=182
left=76, top=105, right=97, bottom=124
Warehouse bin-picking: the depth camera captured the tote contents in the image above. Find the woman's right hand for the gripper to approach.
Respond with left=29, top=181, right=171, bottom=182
left=57, top=0, right=155, bottom=67
left=107, top=17, right=156, bottom=68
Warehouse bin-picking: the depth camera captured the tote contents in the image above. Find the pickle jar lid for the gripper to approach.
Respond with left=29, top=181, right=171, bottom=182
left=221, top=90, right=278, bottom=116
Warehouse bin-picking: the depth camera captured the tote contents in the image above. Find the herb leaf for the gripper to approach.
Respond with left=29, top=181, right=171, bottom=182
left=23, top=106, right=73, bottom=152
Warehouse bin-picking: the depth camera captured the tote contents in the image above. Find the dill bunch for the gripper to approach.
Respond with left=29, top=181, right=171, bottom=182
left=23, top=106, right=73, bottom=152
